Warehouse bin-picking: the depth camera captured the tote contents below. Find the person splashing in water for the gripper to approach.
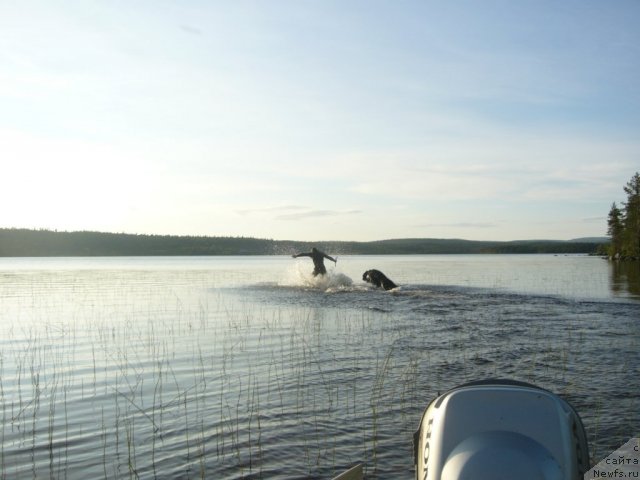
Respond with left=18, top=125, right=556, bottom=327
left=292, top=247, right=337, bottom=277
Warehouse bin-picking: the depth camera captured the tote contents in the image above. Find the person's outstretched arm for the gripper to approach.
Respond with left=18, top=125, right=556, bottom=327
left=324, top=253, right=337, bottom=263
left=292, top=252, right=311, bottom=258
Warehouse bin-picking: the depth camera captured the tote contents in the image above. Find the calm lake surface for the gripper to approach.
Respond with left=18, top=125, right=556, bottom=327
left=1, top=254, right=638, bottom=479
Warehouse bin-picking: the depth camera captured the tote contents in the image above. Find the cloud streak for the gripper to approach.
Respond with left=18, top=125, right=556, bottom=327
left=236, top=205, right=308, bottom=216
left=417, top=222, right=498, bottom=230
left=276, top=210, right=363, bottom=221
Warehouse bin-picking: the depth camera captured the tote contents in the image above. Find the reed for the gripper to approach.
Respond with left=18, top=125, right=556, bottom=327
left=101, top=406, right=108, bottom=478
left=1, top=355, right=5, bottom=480
left=0, top=264, right=373, bottom=475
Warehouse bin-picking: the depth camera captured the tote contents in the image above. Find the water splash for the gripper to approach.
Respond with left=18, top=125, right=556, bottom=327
left=280, top=263, right=353, bottom=291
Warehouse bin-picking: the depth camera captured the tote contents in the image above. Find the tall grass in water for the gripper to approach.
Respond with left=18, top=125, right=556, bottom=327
left=0, top=264, right=635, bottom=478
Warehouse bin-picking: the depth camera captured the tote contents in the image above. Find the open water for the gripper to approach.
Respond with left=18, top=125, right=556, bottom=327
left=0, top=254, right=638, bottom=479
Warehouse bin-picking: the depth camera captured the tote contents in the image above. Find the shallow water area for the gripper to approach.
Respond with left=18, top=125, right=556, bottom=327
left=0, top=255, right=638, bottom=479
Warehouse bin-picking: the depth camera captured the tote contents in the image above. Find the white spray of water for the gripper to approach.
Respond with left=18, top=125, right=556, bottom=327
left=280, top=262, right=353, bottom=291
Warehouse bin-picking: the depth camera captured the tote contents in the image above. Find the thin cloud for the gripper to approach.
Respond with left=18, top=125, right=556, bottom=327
left=417, top=222, right=498, bottom=229
left=180, top=25, right=202, bottom=35
left=581, top=216, right=605, bottom=224
left=236, top=205, right=308, bottom=216
left=276, top=210, right=362, bottom=221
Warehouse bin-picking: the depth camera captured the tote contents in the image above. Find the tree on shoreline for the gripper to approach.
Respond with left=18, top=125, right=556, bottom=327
left=608, top=172, right=640, bottom=259
left=607, top=202, right=623, bottom=257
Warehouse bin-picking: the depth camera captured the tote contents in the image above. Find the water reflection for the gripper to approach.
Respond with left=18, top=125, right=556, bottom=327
left=609, top=260, right=640, bottom=297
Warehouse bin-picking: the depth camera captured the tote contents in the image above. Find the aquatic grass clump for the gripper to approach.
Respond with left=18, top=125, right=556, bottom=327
left=0, top=272, right=220, bottom=478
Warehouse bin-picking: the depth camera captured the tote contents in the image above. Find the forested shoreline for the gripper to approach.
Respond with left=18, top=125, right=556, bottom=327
left=0, top=228, right=606, bottom=257
left=607, top=172, right=640, bottom=260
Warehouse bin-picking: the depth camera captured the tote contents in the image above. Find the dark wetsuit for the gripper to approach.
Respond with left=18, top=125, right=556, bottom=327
left=292, top=248, right=337, bottom=276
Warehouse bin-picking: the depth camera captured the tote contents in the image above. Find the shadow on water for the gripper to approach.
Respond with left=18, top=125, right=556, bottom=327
left=609, top=260, right=640, bottom=297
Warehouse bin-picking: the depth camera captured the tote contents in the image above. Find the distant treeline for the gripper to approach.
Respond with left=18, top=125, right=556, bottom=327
left=0, top=228, right=607, bottom=257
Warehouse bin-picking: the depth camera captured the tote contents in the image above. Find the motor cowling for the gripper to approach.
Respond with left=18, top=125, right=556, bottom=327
left=414, top=379, right=589, bottom=480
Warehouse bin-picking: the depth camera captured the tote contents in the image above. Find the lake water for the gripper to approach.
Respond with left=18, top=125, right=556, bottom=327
left=0, top=254, right=638, bottom=479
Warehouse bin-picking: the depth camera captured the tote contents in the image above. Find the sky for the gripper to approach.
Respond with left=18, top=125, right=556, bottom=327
left=1, top=1, right=639, bottom=242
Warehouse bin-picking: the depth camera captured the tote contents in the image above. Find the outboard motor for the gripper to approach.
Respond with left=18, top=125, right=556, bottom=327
left=414, top=379, right=589, bottom=480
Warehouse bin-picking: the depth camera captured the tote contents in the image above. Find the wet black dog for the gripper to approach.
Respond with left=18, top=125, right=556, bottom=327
left=362, top=269, right=398, bottom=291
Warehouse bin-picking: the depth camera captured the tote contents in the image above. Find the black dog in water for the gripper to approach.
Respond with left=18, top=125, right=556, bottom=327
left=362, top=269, right=398, bottom=291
